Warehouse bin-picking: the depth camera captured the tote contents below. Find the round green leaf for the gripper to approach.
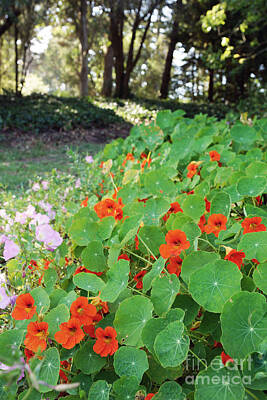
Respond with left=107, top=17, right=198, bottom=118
left=0, top=329, right=24, bottom=365
left=138, top=226, right=165, bottom=257
left=112, top=376, right=140, bottom=399
left=88, top=380, right=110, bottom=400
left=153, top=381, right=184, bottom=400
left=113, top=346, right=148, bottom=382
left=44, top=268, right=58, bottom=292
left=143, top=198, right=170, bottom=226
left=154, top=321, right=189, bottom=368
left=210, top=191, right=231, bottom=217
left=30, top=287, right=50, bottom=313
left=151, top=274, right=180, bottom=316
left=142, top=257, right=165, bottom=293
left=253, top=262, right=267, bottom=294
left=172, top=294, right=200, bottom=326
left=181, top=251, right=219, bottom=284
left=36, top=347, right=60, bottom=393
left=114, top=296, right=153, bottom=346
left=230, top=124, right=257, bottom=146
left=142, top=317, right=169, bottom=356
left=81, top=241, right=106, bottom=272
left=100, top=259, right=130, bottom=302
left=238, top=232, right=267, bottom=263
left=195, top=356, right=245, bottom=400
left=221, top=292, right=267, bottom=359
left=182, top=195, right=205, bottom=220
left=74, top=341, right=106, bottom=374
left=44, top=304, right=69, bottom=339
left=189, top=260, right=242, bottom=313
left=237, top=177, right=266, bottom=197
left=73, top=272, right=105, bottom=294
left=147, top=356, right=183, bottom=385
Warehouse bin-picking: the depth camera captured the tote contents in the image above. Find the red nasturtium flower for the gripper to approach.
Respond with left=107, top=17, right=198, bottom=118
left=241, top=217, right=266, bottom=234
left=133, top=270, right=147, bottom=289
left=93, top=326, right=118, bottom=357
left=224, top=248, right=246, bottom=270
left=145, top=394, right=155, bottom=400
left=74, top=266, right=103, bottom=277
left=204, top=197, right=211, bottom=212
left=24, top=321, right=49, bottom=353
left=81, top=196, right=88, bottom=207
left=117, top=253, right=130, bottom=261
left=12, top=293, right=36, bottom=320
left=122, top=153, right=135, bottom=167
left=55, top=318, right=85, bottom=349
left=94, top=198, right=124, bottom=221
left=209, top=150, right=220, bottom=162
left=198, top=214, right=206, bottom=233
left=205, top=214, right=227, bottom=237
left=166, top=256, right=183, bottom=277
left=24, top=348, right=35, bottom=363
left=186, top=161, right=201, bottom=178
left=59, top=360, right=72, bottom=383
left=159, top=230, right=190, bottom=259
left=83, top=312, right=103, bottom=338
left=163, top=202, right=183, bottom=222
left=221, top=351, right=234, bottom=365
left=70, top=297, right=97, bottom=325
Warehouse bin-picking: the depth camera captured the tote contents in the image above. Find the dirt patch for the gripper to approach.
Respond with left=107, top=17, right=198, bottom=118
left=0, top=122, right=131, bottom=149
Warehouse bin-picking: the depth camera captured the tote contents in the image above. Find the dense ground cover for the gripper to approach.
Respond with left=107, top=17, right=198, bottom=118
left=0, top=109, right=267, bottom=399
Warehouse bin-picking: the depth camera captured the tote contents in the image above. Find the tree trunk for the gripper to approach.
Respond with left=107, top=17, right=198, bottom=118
left=109, top=0, right=124, bottom=98
left=80, top=0, right=89, bottom=97
left=14, top=23, right=19, bottom=95
left=208, top=68, right=214, bottom=102
left=160, top=20, right=179, bottom=99
left=101, top=44, right=114, bottom=97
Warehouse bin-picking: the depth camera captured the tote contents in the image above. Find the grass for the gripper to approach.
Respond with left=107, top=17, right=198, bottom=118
left=0, top=140, right=103, bottom=191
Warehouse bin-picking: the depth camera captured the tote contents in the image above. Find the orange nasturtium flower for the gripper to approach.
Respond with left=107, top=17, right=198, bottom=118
left=83, top=312, right=103, bottom=338
left=93, top=326, right=118, bottom=357
left=90, top=292, right=109, bottom=314
left=70, top=297, right=97, bottom=325
left=186, top=161, right=202, bottom=178
left=55, top=318, right=85, bottom=349
left=224, top=248, right=245, bottom=270
left=166, top=256, right=183, bottom=277
left=159, top=230, right=190, bottom=259
left=133, top=270, right=147, bottom=289
left=163, top=202, right=183, bottom=222
left=241, top=217, right=266, bottom=234
left=209, top=150, right=220, bottom=162
left=12, top=293, right=36, bottom=320
left=204, top=214, right=227, bottom=237
left=81, top=196, right=88, bottom=207
left=24, top=321, right=49, bottom=353
left=94, top=198, right=124, bottom=221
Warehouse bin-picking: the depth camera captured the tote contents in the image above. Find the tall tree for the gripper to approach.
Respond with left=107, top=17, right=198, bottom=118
left=107, top=0, right=163, bottom=98
left=80, top=0, right=89, bottom=96
left=160, top=0, right=182, bottom=99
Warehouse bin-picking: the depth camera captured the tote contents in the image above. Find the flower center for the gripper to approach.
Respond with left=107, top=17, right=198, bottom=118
left=104, top=335, right=112, bottom=343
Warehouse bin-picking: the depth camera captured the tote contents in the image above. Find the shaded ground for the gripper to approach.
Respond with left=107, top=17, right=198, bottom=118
left=0, top=123, right=131, bottom=191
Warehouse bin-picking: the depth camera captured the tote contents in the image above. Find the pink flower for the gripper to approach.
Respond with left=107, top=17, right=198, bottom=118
left=15, top=212, right=27, bottom=224
left=36, top=224, right=62, bottom=251
left=3, top=239, right=20, bottom=261
left=32, top=183, right=40, bottom=192
left=75, top=178, right=81, bottom=188
left=25, top=205, right=36, bottom=218
left=0, top=287, right=10, bottom=309
left=85, top=155, right=93, bottom=163
left=41, top=181, right=49, bottom=190
left=30, top=213, right=50, bottom=226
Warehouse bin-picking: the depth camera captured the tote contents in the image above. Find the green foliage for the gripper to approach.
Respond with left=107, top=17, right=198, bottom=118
left=0, top=109, right=267, bottom=399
